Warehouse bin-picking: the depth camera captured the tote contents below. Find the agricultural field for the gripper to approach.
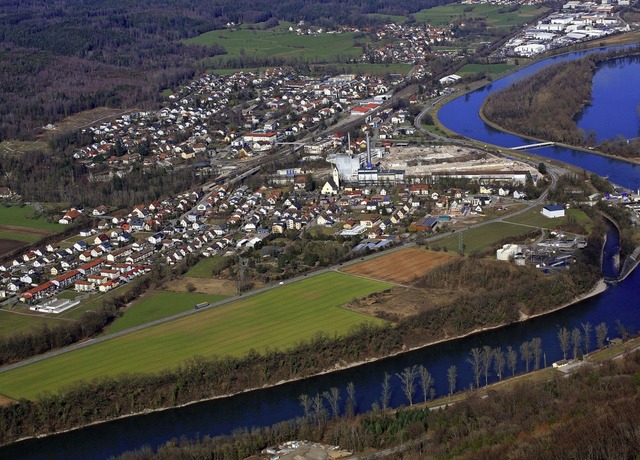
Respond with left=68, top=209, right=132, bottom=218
left=342, top=248, right=457, bottom=284
left=0, top=206, right=61, bottom=231
left=457, top=63, right=515, bottom=75
left=0, top=206, right=62, bottom=257
left=187, top=26, right=363, bottom=65
left=0, top=272, right=391, bottom=400
left=504, top=206, right=592, bottom=232
left=432, top=222, right=539, bottom=254
left=414, top=4, right=548, bottom=30
left=106, top=290, right=229, bottom=334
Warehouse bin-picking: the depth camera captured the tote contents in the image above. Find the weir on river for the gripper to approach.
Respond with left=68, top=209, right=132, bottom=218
left=4, top=47, right=640, bottom=460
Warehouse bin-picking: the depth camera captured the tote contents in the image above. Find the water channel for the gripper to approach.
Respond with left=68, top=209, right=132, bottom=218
left=4, top=48, right=640, bottom=460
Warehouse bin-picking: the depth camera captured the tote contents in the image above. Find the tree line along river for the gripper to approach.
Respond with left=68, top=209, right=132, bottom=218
left=3, top=46, right=640, bottom=460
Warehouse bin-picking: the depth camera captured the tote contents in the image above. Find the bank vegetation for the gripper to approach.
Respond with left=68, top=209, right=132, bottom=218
left=114, top=348, right=640, bottom=460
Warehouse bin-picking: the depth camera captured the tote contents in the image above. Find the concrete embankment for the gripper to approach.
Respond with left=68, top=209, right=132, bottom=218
left=617, top=246, right=640, bottom=282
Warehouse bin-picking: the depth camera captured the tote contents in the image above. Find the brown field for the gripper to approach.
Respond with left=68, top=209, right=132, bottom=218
left=0, top=239, right=25, bottom=258
left=38, top=107, right=137, bottom=140
left=342, top=248, right=457, bottom=284
left=345, top=286, right=449, bottom=321
left=0, top=224, right=52, bottom=237
left=0, top=140, right=51, bottom=156
left=0, top=395, right=15, bottom=406
left=164, top=277, right=239, bottom=296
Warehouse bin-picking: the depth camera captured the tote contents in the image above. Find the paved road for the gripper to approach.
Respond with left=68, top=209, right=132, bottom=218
left=0, top=165, right=558, bottom=374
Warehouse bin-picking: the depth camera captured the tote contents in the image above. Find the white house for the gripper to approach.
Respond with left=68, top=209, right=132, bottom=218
left=542, top=205, right=565, bottom=218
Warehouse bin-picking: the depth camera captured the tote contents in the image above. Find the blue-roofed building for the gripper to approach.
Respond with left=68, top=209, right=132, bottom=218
left=541, top=205, right=565, bottom=218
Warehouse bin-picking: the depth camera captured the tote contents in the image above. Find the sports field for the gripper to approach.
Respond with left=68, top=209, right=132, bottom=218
left=0, top=272, right=391, bottom=400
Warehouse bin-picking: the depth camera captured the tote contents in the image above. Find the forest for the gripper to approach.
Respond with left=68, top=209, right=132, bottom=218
left=482, top=47, right=640, bottom=157
left=0, top=0, right=456, bottom=141
left=0, top=151, right=207, bottom=208
left=115, top=346, right=640, bottom=459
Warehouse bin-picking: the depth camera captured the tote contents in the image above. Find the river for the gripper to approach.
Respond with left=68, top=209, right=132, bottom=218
left=3, top=48, right=640, bottom=460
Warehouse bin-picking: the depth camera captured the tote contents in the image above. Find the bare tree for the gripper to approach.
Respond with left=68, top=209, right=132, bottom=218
left=571, top=327, right=582, bottom=360
left=346, top=382, right=356, bottom=417
left=312, top=392, right=327, bottom=424
left=481, top=345, right=493, bottom=386
left=531, top=337, right=543, bottom=370
left=558, top=327, right=570, bottom=360
left=520, top=341, right=532, bottom=372
left=467, top=347, right=482, bottom=389
left=323, top=387, right=341, bottom=419
left=397, top=366, right=418, bottom=406
left=417, top=365, right=433, bottom=403
left=447, top=365, right=457, bottom=396
left=582, top=322, right=592, bottom=354
left=299, top=393, right=311, bottom=419
left=493, top=347, right=505, bottom=381
left=616, top=320, right=629, bottom=341
left=507, top=345, right=518, bottom=376
left=381, top=372, right=392, bottom=410
left=596, top=322, right=608, bottom=349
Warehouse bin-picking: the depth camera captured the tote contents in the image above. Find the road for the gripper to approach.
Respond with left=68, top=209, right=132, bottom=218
left=0, top=164, right=559, bottom=374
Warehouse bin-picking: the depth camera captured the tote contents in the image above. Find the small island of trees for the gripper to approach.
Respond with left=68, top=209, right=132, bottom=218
left=481, top=46, right=640, bottom=159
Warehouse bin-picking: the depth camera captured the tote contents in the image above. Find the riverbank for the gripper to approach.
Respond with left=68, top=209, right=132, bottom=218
left=3, top=271, right=611, bottom=448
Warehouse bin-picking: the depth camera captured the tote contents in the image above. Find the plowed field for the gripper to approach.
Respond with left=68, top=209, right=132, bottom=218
left=0, top=238, right=26, bottom=258
left=342, top=248, right=457, bottom=284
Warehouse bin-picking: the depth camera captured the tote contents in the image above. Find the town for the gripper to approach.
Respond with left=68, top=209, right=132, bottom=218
left=1, top=0, right=640, bottom=457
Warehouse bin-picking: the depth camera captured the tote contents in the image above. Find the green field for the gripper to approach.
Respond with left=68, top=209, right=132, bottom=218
left=0, top=272, right=391, bottom=400
left=505, top=206, right=592, bottom=232
left=457, top=63, right=515, bottom=75
left=106, top=290, right=229, bottom=334
left=0, top=231, right=41, bottom=243
left=0, top=310, right=68, bottom=339
left=433, top=222, right=538, bottom=254
left=185, top=256, right=231, bottom=278
left=0, top=205, right=61, bottom=231
left=414, top=4, right=548, bottom=30
left=187, top=27, right=363, bottom=63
